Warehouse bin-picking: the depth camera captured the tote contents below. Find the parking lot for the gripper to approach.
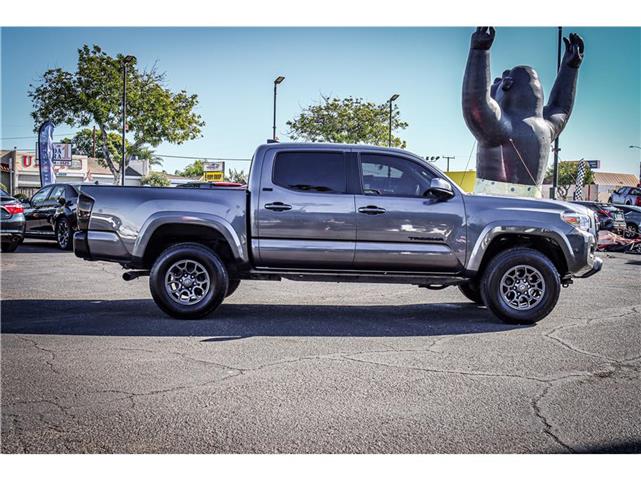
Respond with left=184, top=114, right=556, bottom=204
left=1, top=239, right=640, bottom=453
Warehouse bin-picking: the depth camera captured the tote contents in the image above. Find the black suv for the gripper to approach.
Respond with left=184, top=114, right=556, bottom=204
left=22, top=183, right=79, bottom=250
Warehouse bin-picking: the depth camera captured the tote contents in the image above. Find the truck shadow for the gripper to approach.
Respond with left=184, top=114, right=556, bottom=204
left=0, top=299, right=527, bottom=339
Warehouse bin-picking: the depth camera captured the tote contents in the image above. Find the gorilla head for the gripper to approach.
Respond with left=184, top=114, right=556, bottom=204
left=491, top=66, right=544, bottom=116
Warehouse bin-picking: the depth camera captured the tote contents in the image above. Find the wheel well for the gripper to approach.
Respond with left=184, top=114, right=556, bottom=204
left=142, top=223, right=237, bottom=273
left=477, top=234, right=569, bottom=277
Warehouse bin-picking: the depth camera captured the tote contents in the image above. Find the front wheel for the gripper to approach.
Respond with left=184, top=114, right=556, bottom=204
left=56, top=218, right=73, bottom=250
left=1, top=241, right=19, bottom=253
left=149, top=243, right=229, bottom=319
left=480, top=248, right=560, bottom=325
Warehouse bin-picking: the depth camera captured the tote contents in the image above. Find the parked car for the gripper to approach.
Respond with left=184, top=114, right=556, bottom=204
left=74, top=143, right=602, bottom=325
left=571, top=201, right=626, bottom=233
left=1, top=189, right=26, bottom=252
left=615, top=204, right=641, bottom=238
left=22, top=183, right=79, bottom=250
left=608, top=186, right=641, bottom=206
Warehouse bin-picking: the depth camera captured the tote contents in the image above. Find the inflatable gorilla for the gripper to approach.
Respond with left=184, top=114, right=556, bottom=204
left=463, top=27, right=584, bottom=197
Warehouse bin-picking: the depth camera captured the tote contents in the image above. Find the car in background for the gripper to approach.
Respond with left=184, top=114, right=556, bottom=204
left=22, top=183, right=79, bottom=250
left=571, top=201, right=626, bottom=233
left=615, top=204, right=641, bottom=238
left=1, top=189, right=26, bottom=252
left=608, top=186, right=641, bottom=206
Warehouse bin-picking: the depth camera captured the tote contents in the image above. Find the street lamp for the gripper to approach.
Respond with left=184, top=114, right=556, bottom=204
left=273, top=76, right=285, bottom=141
left=121, top=55, right=136, bottom=186
left=388, top=94, right=399, bottom=147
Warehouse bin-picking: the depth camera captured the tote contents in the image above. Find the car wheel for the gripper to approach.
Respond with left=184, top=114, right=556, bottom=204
left=55, top=218, right=72, bottom=250
left=625, top=223, right=639, bottom=238
left=626, top=200, right=632, bottom=205
left=149, top=242, right=229, bottom=319
left=1, top=241, right=19, bottom=253
left=458, top=281, right=483, bottom=304
left=480, top=247, right=561, bottom=325
left=226, top=277, right=241, bottom=297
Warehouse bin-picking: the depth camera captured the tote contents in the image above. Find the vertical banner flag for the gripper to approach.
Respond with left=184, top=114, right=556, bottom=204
left=38, top=121, right=56, bottom=186
left=574, top=158, right=586, bottom=201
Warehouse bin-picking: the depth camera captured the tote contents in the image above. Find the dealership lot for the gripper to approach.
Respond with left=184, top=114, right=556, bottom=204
left=1, top=239, right=640, bottom=453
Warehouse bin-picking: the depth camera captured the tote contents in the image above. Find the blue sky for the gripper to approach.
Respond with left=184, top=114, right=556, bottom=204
left=1, top=27, right=640, bottom=175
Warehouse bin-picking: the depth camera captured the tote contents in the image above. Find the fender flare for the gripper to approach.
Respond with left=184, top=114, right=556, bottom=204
left=466, top=221, right=574, bottom=273
left=132, top=211, right=247, bottom=262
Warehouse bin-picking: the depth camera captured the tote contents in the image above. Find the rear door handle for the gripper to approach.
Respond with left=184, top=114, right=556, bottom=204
left=264, top=202, right=292, bottom=212
left=358, top=205, right=386, bottom=215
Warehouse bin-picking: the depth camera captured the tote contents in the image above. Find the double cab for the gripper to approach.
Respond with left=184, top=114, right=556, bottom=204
left=74, top=143, right=602, bottom=324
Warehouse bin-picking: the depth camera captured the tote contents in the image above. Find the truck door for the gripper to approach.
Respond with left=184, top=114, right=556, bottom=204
left=256, top=149, right=356, bottom=268
left=353, top=152, right=466, bottom=272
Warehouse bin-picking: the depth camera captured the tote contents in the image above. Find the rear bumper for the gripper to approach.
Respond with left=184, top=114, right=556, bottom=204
left=73, top=231, right=90, bottom=259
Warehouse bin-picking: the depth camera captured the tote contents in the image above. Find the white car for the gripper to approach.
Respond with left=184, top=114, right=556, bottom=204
left=609, top=186, right=641, bottom=206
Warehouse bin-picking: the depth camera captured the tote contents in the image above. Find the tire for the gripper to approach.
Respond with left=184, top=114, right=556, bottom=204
left=625, top=223, right=639, bottom=239
left=149, top=242, right=229, bottom=319
left=1, top=241, right=19, bottom=253
left=226, top=277, right=241, bottom=297
left=458, top=281, right=483, bottom=304
left=55, top=218, right=72, bottom=250
left=626, top=200, right=632, bottom=205
left=480, top=247, right=561, bottom=325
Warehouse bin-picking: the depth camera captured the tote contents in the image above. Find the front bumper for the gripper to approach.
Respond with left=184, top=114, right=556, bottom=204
left=576, top=256, right=603, bottom=279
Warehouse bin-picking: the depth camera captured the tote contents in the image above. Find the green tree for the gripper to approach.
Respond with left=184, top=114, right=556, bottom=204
left=140, top=171, right=171, bottom=187
left=226, top=168, right=247, bottom=184
left=286, top=95, right=408, bottom=147
left=62, top=128, right=163, bottom=168
left=546, top=161, right=595, bottom=200
left=29, top=45, right=204, bottom=184
left=176, top=159, right=205, bottom=177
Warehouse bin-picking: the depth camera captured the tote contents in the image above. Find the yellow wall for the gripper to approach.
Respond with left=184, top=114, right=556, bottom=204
left=445, top=170, right=476, bottom=192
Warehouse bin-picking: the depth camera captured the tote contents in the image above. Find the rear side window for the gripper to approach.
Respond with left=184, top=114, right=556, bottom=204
left=31, top=186, right=52, bottom=205
left=273, top=151, right=347, bottom=194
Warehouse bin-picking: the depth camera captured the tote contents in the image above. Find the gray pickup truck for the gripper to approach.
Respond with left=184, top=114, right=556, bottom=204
left=74, top=143, right=602, bottom=324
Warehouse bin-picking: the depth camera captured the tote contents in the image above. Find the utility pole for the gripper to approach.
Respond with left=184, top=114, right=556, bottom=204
left=120, top=56, right=136, bottom=186
left=442, top=155, right=455, bottom=172
left=273, top=76, right=285, bottom=141
left=551, top=26, right=563, bottom=199
left=388, top=94, right=399, bottom=147
left=92, top=126, right=96, bottom=158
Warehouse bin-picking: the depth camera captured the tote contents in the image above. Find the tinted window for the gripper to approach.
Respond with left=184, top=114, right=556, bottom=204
left=31, top=186, right=53, bottom=205
left=360, top=154, right=434, bottom=197
left=273, top=151, right=347, bottom=193
left=49, top=185, right=66, bottom=201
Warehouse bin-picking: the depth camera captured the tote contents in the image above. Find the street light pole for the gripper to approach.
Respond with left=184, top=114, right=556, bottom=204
left=121, top=55, right=136, bottom=186
left=442, top=155, right=455, bottom=172
left=388, top=94, right=399, bottom=147
left=551, top=26, right=563, bottom=199
left=273, top=76, right=285, bottom=141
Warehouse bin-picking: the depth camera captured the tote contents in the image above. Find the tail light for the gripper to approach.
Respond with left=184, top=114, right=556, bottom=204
left=597, top=209, right=610, bottom=217
left=636, top=197, right=641, bottom=207
left=2, top=203, right=24, bottom=215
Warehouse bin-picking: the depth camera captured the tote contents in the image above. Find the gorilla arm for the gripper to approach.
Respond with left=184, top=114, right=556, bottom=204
left=462, top=31, right=511, bottom=146
left=544, top=33, right=584, bottom=139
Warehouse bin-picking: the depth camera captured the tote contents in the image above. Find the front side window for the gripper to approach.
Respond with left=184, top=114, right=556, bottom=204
left=360, top=154, right=434, bottom=197
left=273, top=151, right=347, bottom=193
left=31, top=186, right=53, bottom=205
left=48, top=185, right=66, bottom=202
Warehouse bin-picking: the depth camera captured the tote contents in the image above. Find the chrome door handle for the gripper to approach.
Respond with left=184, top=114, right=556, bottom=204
left=264, top=202, right=292, bottom=212
left=358, top=205, right=386, bottom=215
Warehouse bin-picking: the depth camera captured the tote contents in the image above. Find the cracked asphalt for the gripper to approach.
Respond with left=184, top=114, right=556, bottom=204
left=1, top=239, right=640, bottom=453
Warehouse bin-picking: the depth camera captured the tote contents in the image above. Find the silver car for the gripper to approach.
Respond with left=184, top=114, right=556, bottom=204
left=609, top=186, right=641, bottom=207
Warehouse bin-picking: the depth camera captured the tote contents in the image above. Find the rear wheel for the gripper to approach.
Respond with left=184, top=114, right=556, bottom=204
left=56, top=218, right=72, bottom=250
left=1, top=241, right=19, bottom=253
left=149, top=243, right=229, bottom=319
left=625, top=223, right=639, bottom=238
left=458, top=281, right=483, bottom=304
left=480, top=247, right=560, bottom=325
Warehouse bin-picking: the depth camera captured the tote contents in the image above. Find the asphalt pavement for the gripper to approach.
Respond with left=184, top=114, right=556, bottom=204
left=1, top=239, right=640, bottom=453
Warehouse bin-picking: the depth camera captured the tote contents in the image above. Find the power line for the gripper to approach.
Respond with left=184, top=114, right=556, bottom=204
left=0, top=133, right=75, bottom=140
left=155, top=154, right=251, bottom=162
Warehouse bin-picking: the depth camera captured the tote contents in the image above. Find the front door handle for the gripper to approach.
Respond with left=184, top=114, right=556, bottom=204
left=264, top=202, right=292, bottom=212
left=358, top=205, right=386, bottom=215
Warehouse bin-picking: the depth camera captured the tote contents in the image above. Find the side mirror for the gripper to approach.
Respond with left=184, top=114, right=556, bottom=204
left=425, top=178, right=454, bottom=200
left=58, top=197, right=66, bottom=206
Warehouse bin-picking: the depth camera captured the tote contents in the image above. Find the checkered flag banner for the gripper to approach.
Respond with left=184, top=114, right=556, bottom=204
left=574, top=158, right=587, bottom=201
